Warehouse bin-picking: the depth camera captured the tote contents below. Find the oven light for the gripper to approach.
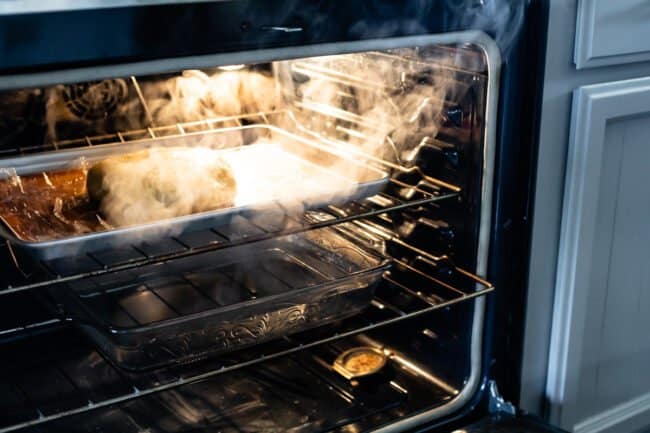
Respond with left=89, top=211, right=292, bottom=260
left=218, top=64, right=245, bottom=71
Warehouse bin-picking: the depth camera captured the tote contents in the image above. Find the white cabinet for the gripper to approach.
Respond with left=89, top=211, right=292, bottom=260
left=548, top=77, right=650, bottom=433
left=575, top=0, right=650, bottom=69
left=525, top=1, right=650, bottom=430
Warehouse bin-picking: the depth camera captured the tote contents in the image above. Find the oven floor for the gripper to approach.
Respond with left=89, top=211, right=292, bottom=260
left=1, top=326, right=456, bottom=433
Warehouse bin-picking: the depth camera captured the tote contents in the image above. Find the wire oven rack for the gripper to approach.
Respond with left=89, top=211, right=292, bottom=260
left=0, top=227, right=493, bottom=432
left=0, top=257, right=491, bottom=433
left=0, top=110, right=492, bottom=432
left=0, top=110, right=460, bottom=296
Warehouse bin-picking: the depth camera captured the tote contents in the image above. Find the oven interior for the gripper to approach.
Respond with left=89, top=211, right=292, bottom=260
left=0, top=42, right=495, bottom=432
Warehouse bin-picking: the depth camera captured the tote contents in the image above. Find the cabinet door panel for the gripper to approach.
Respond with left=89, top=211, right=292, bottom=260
left=549, top=77, right=650, bottom=433
left=575, top=0, right=650, bottom=69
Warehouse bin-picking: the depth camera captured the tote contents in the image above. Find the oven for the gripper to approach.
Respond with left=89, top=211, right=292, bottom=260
left=0, top=1, right=559, bottom=432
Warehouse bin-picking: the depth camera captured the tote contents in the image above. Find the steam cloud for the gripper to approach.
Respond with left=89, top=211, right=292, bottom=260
left=43, top=69, right=278, bottom=144
left=445, top=0, right=526, bottom=55
left=88, top=147, right=237, bottom=227
left=278, top=50, right=456, bottom=168
left=143, top=69, right=277, bottom=127
left=29, top=41, right=485, bottom=248
left=0, top=0, right=534, bottom=267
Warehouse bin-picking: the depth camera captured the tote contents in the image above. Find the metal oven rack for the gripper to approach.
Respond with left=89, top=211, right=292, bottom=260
left=0, top=262, right=492, bottom=432
left=0, top=110, right=492, bottom=433
left=0, top=110, right=460, bottom=296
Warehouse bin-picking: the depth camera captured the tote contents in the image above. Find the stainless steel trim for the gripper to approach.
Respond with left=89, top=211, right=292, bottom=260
left=0, top=31, right=497, bottom=90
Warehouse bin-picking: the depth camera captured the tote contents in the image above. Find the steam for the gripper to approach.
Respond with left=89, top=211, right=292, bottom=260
left=45, top=86, right=79, bottom=144
left=44, top=70, right=278, bottom=143
left=88, top=140, right=368, bottom=230
left=226, top=140, right=362, bottom=209
left=280, top=50, right=456, bottom=167
left=143, top=69, right=277, bottom=127
left=19, top=40, right=491, bottom=251
left=0, top=0, right=535, bottom=266
left=445, top=0, right=526, bottom=55
left=345, top=0, right=526, bottom=57
left=88, top=147, right=237, bottom=227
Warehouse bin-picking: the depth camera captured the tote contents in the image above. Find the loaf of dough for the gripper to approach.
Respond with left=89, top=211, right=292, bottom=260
left=87, top=147, right=237, bottom=227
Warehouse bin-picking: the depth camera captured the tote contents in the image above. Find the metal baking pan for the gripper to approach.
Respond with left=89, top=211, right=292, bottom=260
left=0, top=124, right=389, bottom=260
left=49, top=226, right=390, bottom=371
